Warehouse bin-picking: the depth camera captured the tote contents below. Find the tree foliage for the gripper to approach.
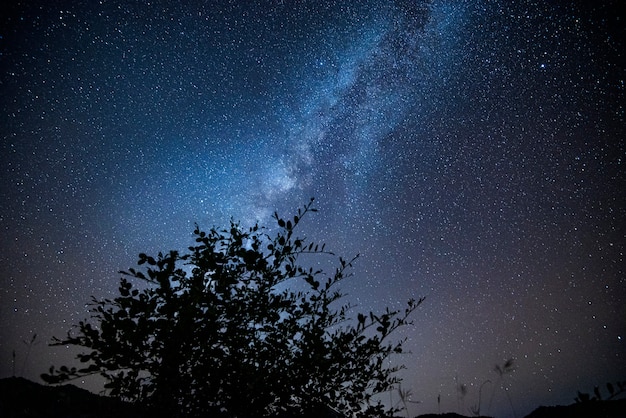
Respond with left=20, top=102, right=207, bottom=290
left=42, top=199, right=423, bottom=418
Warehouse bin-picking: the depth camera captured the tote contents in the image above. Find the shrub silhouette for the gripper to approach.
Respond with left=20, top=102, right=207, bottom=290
left=575, top=381, right=626, bottom=403
left=42, top=199, right=423, bottom=418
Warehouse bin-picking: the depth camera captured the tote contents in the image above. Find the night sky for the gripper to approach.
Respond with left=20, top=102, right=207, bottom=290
left=1, top=1, right=624, bottom=417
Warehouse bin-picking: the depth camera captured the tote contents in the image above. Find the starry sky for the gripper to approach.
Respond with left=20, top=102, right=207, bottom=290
left=1, top=1, right=624, bottom=417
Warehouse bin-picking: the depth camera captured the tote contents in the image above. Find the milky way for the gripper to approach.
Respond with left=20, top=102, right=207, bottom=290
left=1, top=1, right=624, bottom=417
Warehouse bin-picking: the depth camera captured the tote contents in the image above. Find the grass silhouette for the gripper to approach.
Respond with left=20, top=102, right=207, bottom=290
left=488, top=358, right=516, bottom=418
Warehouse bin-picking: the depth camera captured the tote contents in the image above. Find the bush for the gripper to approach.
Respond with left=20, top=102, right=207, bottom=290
left=43, top=199, right=422, bottom=418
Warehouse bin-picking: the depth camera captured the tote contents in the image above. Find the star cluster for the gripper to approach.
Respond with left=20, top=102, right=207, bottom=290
left=1, top=1, right=624, bottom=417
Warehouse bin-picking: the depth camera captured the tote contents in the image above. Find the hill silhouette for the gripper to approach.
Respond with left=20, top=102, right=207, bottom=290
left=1, top=377, right=625, bottom=418
left=522, top=399, right=626, bottom=418
left=0, top=377, right=147, bottom=418
left=0, top=377, right=343, bottom=418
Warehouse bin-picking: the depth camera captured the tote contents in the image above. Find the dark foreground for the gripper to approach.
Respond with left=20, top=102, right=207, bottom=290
left=0, top=377, right=146, bottom=418
left=1, top=377, right=625, bottom=418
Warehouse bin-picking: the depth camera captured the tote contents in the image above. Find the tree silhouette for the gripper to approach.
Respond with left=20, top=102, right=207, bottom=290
left=42, top=199, right=423, bottom=418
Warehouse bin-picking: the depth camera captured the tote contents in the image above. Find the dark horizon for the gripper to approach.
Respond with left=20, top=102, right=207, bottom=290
left=1, top=1, right=624, bottom=417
